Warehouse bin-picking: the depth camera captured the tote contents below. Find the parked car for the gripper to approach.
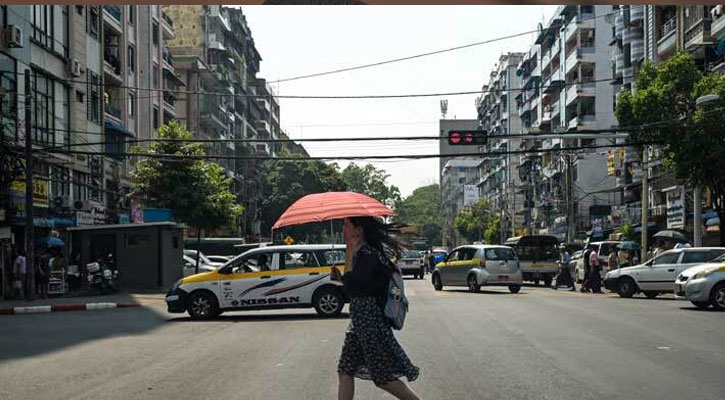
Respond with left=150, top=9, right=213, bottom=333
left=182, top=255, right=218, bottom=277
left=431, top=245, right=522, bottom=293
left=675, top=253, right=725, bottom=310
left=184, top=250, right=226, bottom=268
left=574, top=241, right=621, bottom=282
left=205, top=255, right=232, bottom=264
left=398, top=250, right=426, bottom=279
left=603, top=247, right=725, bottom=298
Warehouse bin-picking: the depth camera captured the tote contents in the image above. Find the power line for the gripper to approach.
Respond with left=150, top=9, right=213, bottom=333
left=270, top=6, right=644, bottom=84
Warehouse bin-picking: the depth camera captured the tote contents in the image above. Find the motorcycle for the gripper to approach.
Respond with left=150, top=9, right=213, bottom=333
left=86, top=254, right=119, bottom=294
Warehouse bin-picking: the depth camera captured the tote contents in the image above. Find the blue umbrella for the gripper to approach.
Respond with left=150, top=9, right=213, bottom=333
left=617, top=241, right=639, bottom=250
left=41, top=237, right=65, bottom=247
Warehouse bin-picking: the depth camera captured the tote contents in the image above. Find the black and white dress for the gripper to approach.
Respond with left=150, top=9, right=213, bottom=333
left=337, top=244, right=420, bottom=386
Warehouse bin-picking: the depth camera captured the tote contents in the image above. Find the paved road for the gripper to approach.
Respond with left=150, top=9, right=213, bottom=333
left=1, top=279, right=724, bottom=400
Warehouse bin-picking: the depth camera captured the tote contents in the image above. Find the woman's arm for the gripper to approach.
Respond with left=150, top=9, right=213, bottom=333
left=342, top=250, right=380, bottom=291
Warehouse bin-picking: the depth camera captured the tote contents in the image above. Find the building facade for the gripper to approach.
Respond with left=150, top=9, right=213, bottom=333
left=441, top=159, right=481, bottom=247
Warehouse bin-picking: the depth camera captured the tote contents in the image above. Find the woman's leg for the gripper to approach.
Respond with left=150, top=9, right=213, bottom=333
left=378, top=379, right=422, bottom=400
left=338, top=372, right=354, bottom=400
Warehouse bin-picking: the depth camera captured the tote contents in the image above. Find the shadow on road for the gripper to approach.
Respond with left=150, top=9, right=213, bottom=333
left=679, top=306, right=723, bottom=312
left=166, top=312, right=351, bottom=323
left=444, top=288, right=525, bottom=295
left=0, top=302, right=164, bottom=363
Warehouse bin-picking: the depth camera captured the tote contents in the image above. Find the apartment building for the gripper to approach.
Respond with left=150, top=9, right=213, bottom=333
left=476, top=53, right=525, bottom=237
left=441, top=159, right=480, bottom=247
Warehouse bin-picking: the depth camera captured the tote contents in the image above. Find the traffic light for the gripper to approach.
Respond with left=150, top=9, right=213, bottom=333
left=447, top=130, right=487, bottom=146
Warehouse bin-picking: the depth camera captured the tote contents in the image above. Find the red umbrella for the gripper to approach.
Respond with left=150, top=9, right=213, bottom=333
left=272, top=191, right=394, bottom=230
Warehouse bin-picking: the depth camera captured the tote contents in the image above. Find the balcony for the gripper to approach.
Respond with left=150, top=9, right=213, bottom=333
left=255, top=120, right=271, bottom=136
left=161, top=10, right=175, bottom=40
left=567, top=114, right=595, bottom=130
left=103, top=6, right=122, bottom=34
left=630, top=5, right=644, bottom=24
left=615, top=53, right=625, bottom=75
left=162, top=90, right=176, bottom=116
left=565, top=46, right=596, bottom=74
left=565, top=82, right=596, bottom=106
left=104, top=101, right=122, bottom=122
left=208, top=33, right=226, bottom=52
left=684, top=19, right=716, bottom=51
left=200, top=99, right=230, bottom=130
left=658, top=18, right=677, bottom=56
left=564, top=13, right=596, bottom=43
left=713, top=7, right=725, bottom=40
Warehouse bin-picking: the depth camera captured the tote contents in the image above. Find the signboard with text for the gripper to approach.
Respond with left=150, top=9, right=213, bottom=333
left=666, top=187, right=685, bottom=229
left=463, top=185, right=479, bottom=206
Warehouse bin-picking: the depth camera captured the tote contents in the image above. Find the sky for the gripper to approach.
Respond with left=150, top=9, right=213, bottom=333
left=238, top=5, right=560, bottom=198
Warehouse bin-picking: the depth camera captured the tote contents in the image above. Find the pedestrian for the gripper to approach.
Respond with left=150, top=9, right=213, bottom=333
left=608, top=250, right=619, bottom=272
left=427, top=251, right=435, bottom=273
left=588, top=245, right=603, bottom=293
left=617, top=247, right=629, bottom=268
left=554, top=245, right=575, bottom=291
left=330, top=217, right=421, bottom=400
left=12, top=249, right=26, bottom=300
left=37, top=249, right=52, bottom=299
left=580, top=246, right=592, bottom=293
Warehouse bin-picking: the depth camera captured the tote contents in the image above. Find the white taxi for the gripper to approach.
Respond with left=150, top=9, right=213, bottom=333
left=166, top=244, right=347, bottom=320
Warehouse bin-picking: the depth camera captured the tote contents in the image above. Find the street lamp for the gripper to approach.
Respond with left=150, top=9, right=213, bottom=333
left=693, top=94, right=721, bottom=247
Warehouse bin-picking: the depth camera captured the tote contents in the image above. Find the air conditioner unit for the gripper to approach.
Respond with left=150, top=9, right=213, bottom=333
left=73, top=200, right=92, bottom=211
left=68, top=58, right=84, bottom=77
left=52, top=196, right=71, bottom=208
left=2, top=25, right=23, bottom=48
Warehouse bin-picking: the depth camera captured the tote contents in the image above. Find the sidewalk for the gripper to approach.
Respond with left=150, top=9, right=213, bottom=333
left=0, top=291, right=167, bottom=315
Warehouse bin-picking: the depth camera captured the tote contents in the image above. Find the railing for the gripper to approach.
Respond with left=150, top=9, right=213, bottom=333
left=661, top=17, right=677, bottom=39
left=163, top=91, right=175, bottom=106
left=104, top=5, right=121, bottom=22
left=104, top=50, right=121, bottom=74
left=105, top=102, right=122, bottom=119
left=162, top=10, right=174, bottom=28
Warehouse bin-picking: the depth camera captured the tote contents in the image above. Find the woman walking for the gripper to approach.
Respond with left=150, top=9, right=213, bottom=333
left=330, top=216, right=421, bottom=400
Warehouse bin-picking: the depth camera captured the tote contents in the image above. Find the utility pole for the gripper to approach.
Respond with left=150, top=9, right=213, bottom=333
left=565, top=152, right=575, bottom=243
left=24, top=70, right=35, bottom=301
left=693, top=186, right=702, bottom=247
left=641, top=146, right=648, bottom=261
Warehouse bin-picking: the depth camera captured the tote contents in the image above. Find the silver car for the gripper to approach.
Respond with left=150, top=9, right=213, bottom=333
left=675, top=254, right=725, bottom=310
left=431, top=245, right=523, bottom=293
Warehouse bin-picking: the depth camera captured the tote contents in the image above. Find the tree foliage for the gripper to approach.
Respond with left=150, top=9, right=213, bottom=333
left=395, top=184, right=444, bottom=246
left=615, top=52, right=725, bottom=243
left=341, top=162, right=401, bottom=206
left=453, top=199, right=496, bottom=243
left=131, top=121, right=243, bottom=232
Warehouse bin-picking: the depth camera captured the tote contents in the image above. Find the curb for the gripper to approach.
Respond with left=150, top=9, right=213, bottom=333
left=0, top=302, right=140, bottom=316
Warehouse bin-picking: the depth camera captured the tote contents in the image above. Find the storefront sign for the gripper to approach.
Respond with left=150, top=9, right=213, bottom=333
left=76, top=211, right=94, bottom=227
left=91, top=203, right=106, bottom=225
left=10, top=179, right=50, bottom=208
left=463, top=185, right=479, bottom=206
left=666, top=188, right=685, bottom=229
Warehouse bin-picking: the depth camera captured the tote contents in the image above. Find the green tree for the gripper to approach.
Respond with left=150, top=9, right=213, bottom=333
left=453, top=200, right=495, bottom=243
left=341, top=162, right=401, bottom=206
left=615, top=52, right=725, bottom=244
left=394, top=184, right=444, bottom=246
left=131, top=121, right=243, bottom=271
left=484, top=216, right=502, bottom=244
left=260, top=154, right=347, bottom=241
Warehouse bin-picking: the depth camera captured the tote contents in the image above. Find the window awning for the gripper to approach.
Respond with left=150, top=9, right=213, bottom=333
left=104, top=121, right=134, bottom=137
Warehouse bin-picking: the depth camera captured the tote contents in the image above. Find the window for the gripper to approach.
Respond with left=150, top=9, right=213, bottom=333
left=76, top=5, right=83, bottom=15
left=227, top=252, right=271, bottom=274
left=87, top=72, right=100, bottom=123
left=152, top=65, right=159, bottom=88
left=152, top=22, right=159, bottom=46
left=652, top=252, right=680, bottom=265
left=127, top=45, right=135, bottom=73
left=32, top=6, right=68, bottom=55
left=314, top=250, right=346, bottom=266
left=484, top=247, right=517, bottom=260
left=32, top=70, right=56, bottom=145
left=76, top=90, right=84, bottom=103
left=682, top=250, right=725, bottom=264
left=153, top=107, right=160, bottom=129
left=0, top=56, right=17, bottom=142
left=87, top=6, right=99, bottom=39
left=280, top=251, right=319, bottom=270
left=127, top=5, right=135, bottom=24
left=50, top=165, right=70, bottom=198
left=128, top=92, right=136, bottom=118
left=72, top=170, right=89, bottom=202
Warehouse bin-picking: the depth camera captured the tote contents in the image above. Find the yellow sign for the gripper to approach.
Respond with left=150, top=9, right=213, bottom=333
left=284, top=236, right=295, bottom=245
left=10, top=179, right=50, bottom=208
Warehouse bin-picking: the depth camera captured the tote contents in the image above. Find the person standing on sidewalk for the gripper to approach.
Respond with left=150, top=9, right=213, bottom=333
left=331, top=217, right=421, bottom=400
left=554, top=245, right=575, bottom=291
left=588, top=245, right=603, bottom=293
left=13, top=249, right=26, bottom=300
left=580, top=246, right=592, bottom=293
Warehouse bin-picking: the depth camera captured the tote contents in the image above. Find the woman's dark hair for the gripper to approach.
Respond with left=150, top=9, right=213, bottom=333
left=349, top=216, right=406, bottom=260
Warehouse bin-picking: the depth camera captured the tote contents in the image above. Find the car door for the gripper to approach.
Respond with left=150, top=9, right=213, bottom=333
left=453, top=248, right=476, bottom=283
left=639, top=251, right=682, bottom=291
left=273, top=249, right=326, bottom=304
left=438, top=249, right=459, bottom=285
left=218, top=251, right=275, bottom=309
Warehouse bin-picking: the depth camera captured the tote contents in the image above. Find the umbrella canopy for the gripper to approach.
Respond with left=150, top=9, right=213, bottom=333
left=272, top=191, right=394, bottom=230
left=653, top=230, right=688, bottom=241
left=617, top=241, right=640, bottom=250
left=41, top=236, right=65, bottom=247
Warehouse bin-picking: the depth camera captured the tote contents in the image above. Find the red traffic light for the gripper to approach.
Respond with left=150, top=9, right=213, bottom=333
left=447, top=130, right=487, bottom=146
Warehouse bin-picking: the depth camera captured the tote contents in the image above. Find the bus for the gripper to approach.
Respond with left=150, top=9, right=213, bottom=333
left=504, top=235, right=561, bottom=286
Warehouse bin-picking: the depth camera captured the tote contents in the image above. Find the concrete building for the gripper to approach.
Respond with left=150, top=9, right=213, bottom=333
left=438, top=119, right=480, bottom=180
left=475, top=53, right=525, bottom=238
left=441, top=159, right=481, bottom=247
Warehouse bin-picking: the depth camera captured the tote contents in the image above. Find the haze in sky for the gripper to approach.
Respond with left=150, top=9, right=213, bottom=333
left=239, top=5, right=560, bottom=197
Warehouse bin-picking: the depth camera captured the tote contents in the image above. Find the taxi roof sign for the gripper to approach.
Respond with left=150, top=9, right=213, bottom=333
left=284, top=236, right=295, bottom=245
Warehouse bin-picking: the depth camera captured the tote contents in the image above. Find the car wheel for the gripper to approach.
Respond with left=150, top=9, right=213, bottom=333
left=543, top=275, right=553, bottom=287
left=313, top=287, right=344, bottom=317
left=644, top=291, right=659, bottom=299
left=467, top=274, right=480, bottom=293
left=508, top=285, right=521, bottom=294
left=709, top=283, right=725, bottom=311
left=691, top=300, right=710, bottom=309
left=187, top=291, right=220, bottom=321
left=618, top=277, right=637, bottom=298
left=432, top=273, right=443, bottom=291
left=533, top=278, right=540, bottom=286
